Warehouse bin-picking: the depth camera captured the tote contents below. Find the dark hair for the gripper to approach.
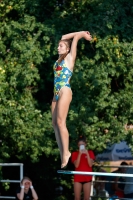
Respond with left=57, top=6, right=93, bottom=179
left=77, top=135, right=86, bottom=143
left=21, top=176, right=32, bottom=184
left=58, top=39, right=72, bottom=63
left=120, top=161, right=128, bottom=166
left=118, top=161, right=128, bottom=171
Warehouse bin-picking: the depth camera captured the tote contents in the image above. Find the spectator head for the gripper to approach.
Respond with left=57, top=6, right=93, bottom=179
left=77, top=135, right=87, bottom=149
left=21, top=177, right=32, bottom=190
left=119, top=161, right=128, bottom=173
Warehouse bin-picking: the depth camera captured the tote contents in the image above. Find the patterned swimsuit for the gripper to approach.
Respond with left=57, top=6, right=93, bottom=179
left=53, top=60, right=73, bottom=101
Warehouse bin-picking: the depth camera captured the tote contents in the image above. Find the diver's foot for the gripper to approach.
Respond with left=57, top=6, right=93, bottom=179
left=61, top=152, right=71, bottom=169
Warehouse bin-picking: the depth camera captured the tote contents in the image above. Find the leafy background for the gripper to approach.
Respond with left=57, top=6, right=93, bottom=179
left=0, top=0, right=133, bottom=199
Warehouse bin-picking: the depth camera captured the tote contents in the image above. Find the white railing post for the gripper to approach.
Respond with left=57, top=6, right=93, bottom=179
left=0, top=163, right=23, bottom=199
left=20, top=163, right=23, bottom=183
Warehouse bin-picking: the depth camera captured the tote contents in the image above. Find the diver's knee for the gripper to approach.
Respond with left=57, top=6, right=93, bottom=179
left=57, top=118, right=65, bottom=128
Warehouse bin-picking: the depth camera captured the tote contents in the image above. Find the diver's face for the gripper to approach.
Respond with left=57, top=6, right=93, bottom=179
left=57, top=41, right=69, bottom=55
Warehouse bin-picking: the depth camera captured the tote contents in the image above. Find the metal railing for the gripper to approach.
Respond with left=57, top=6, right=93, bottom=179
left=0, top=163, right=23, bottom=199
left=92, top=164, right=133, bottom=200
left=58, top=165, right=133, bottom=200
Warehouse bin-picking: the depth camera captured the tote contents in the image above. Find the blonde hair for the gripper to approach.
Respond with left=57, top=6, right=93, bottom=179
left=58, top=39, right=72, bottom=63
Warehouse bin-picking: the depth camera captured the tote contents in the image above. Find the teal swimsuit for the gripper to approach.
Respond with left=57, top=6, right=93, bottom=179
left=53, top=60, right=73, bottom=101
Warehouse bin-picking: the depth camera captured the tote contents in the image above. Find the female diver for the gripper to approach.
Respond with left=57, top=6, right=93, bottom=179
left=51, top=31, right=92, bottom=168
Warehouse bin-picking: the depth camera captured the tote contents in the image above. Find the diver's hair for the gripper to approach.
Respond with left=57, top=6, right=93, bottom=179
left=21, top=176, right=32, bottom=184
left=77, top=135, right=86, bottom=143
left=58, top=39, right=72, bottom=63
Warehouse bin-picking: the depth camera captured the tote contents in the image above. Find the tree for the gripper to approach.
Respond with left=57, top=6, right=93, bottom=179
left=0, top=0, right=57, bottom=162
left=44, top=0, right=133, bottom=152
left=0, top=0, right=133, bottom=199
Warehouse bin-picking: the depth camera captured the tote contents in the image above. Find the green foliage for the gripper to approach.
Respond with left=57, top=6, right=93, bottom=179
left=50, top=0, right=133, bottom=153
left=0, top=0, right=56, bottom=162
left=2, top=182, right=10, bottom=191
left=54, top=196, right=67, bottom=200
left=0, top=0, right=133, bottom=198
